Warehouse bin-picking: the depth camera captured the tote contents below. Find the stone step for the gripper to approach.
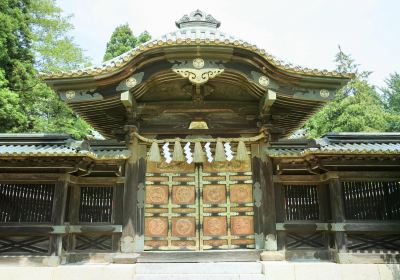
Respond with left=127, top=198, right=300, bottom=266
left=135, top=262, right=263, bottom=275
left=134, top=274, right=265, bottom=280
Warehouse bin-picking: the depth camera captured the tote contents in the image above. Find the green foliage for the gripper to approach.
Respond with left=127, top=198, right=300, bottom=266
left=30, top=0, right=91, bottom=72
left=0, top=0, right=92, bottom=138
left=382, top=73, right=400, bottom=131
left=27, top=82, right=91, bottom=139
left=103, top=24, right=151, bottom=61
left=27, top=0, right=92, bottom=139
left=305, top=48, right=388, bottom=137
left=0, top=0, right=35, bottom=90
left=0, top=0, right=35, bottom=133
left=0, top=70, right=27, bottom=131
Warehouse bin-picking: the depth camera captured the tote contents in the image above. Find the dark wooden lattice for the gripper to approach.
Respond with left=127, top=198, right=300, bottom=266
left=286, top=233, right=324, bottom=249
left=74, top=234, right=112, bottom=251
left=347, top=234, right=400, bottom=252
left=0, top=183, right=54, bottom=223
left=79, top=186, right=113, bottom=223
left=284, top=185, right=319, bottom=220
left=342, top=181, right=400, bottom=220
left=0, top=236, right=49, bottom=255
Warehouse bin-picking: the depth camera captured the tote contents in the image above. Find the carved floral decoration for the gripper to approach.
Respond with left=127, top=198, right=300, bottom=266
left=172, top=58, right=224, bottom=85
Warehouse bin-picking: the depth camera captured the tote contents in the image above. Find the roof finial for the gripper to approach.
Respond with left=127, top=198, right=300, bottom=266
left=176, top=9, right=221, bottom=29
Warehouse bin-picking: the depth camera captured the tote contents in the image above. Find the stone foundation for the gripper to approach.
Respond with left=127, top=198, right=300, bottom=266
left=0, top=261, right=399, bottom=280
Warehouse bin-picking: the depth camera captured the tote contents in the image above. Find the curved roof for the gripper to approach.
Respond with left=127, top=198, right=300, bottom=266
left=40, top=10, right=352, bottom=81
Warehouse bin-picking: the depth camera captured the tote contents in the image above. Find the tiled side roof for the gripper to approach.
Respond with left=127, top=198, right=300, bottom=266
left=2, top=133, right=399, bottom=160
left=0, top=134, right=130, bottom=160
left=40, top=27, right=352, bottom=80
left=267, top=133, right=400, bottom=157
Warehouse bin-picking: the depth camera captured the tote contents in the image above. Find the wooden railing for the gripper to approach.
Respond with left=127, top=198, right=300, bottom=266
left=276, top=221, right=400, bottom=253
left=79, top=186, right=114, bottom=223
left=0, top=183, right=55, bottom=223
left=0, top=181, right=122, bottom=256
left=342, top=181, right=400, bottom=220
left=0, top=225, right=122, bottom=255
left=0, top=176, right=399, bottom=258
left=276, top=180, right=400, bottom=255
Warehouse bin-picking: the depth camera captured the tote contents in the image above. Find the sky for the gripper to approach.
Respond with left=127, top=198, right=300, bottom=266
left=57, top=0, right=399, bottom=88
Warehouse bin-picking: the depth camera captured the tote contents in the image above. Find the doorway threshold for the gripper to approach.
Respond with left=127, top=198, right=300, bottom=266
left=137, top=249, right=262, bottom=263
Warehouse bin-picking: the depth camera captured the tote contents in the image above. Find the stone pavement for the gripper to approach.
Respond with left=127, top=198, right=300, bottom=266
left=0, top=261, right=399, bottom=280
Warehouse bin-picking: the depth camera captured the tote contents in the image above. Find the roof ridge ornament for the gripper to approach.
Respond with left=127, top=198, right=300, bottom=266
left=176, top=9, right=221, bottom=29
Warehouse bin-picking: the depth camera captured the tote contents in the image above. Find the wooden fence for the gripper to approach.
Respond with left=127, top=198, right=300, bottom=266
left=0, top=183, right=121, bottom=255
left=276, top=180, right=400, bottom=255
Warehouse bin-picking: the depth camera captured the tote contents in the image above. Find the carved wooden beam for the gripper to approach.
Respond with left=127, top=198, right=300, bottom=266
left=172, top=58, right=224, bottom=85
left=59, top=88, right=102, bottom=103
left=260, top=90, right=276, bottom=114
left=116, top=72, right=144, bottom=92
left=121, top=91, right=139, bottom=125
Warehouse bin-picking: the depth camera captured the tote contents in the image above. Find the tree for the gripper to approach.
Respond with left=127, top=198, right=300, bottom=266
left=30, top=0, right=91, bottom=72
left=0, top=0, right=36, bottom=133
left=304, top=48, right=388, bottom=137
left=103, top=24, right=151, bottom=61
left=26, top=0, right=92, bottom=138
left=0, top=0, right=93, bottom=138
left=0, top=70, right=27, bottom=131
left=0, top=0, right=35, bottom=90
left=382, top=73, right=400, bottom=131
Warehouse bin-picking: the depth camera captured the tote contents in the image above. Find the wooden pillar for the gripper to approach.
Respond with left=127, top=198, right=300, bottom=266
left=263, top=156, right=277, bottom=250
left=251, top=143, right=277, bottom=250
left=121, top=128, right=147, bottom=253
left=50, top=175, right=69, bottom=256
left=317, top=184, right=330, bottom=249
left=67, top=183, right=80, bottom=252
left=251, top=144, right=264, bottom=249
left=274, top=182, right=286, bottom=250
left=112, top=182, right=124, bottom=251
left=329, top=177, right=347, bottom=252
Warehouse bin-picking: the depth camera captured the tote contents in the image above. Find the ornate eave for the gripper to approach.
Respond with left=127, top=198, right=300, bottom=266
left=40, top=10, right=353, bottom=139
left=40, top=29, right=353, bottom=81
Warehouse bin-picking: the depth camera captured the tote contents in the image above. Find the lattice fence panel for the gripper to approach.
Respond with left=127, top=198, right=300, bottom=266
left=74, top=234, right=112, bottom=251
left=0, top=183, right=54, bottom=223
left=286, top=232, right=325, bottom=249
left=79, top=186, right=113, bottom=223
left=284, top=185, right=319, bottom=221
left=0, top=236, right=49, bottom=255
left=342, top=181, right=400, bottom=220
left=347, top=234, right=400, bottom=253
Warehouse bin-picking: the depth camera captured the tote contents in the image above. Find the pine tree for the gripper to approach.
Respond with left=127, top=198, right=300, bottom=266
left=103, top=24, right=151, bottom=61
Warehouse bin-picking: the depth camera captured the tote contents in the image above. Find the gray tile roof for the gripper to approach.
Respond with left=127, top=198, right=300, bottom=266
left=40, top=26, right=352, bottom=80
left=267, top=133, right=400, bottom=157
left=1, top=133, right=399, bottom=160
left=0, top=134, right=130, bottom=160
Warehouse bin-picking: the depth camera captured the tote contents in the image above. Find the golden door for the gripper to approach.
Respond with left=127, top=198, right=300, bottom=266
left=144, top=159, right=255, bottom=251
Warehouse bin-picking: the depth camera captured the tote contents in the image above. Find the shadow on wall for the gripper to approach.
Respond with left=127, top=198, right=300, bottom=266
left=381, top=254, right=400, bottom=264
left=389, top=265, right=400, bottom=279
left=381, top=254, right=400, bottom=279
